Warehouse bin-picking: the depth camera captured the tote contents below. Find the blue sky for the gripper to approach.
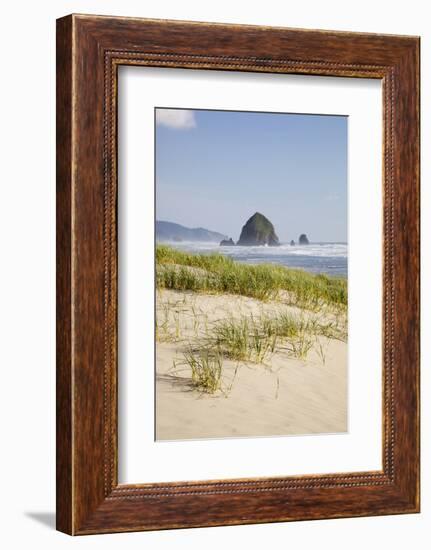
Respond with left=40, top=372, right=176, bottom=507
left=155, top=108, right=347, bottom=243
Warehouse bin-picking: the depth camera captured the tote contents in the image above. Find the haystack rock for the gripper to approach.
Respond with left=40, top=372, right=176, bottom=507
left=237, top=212, right=280, bottom=246
left=299, top=234, right=310, bottom=245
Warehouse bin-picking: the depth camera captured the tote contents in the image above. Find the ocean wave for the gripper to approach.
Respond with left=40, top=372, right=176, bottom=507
left=161, top=241, right=347, bottom=259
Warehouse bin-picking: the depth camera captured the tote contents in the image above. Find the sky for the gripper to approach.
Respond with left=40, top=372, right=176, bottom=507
left=155, top=108, right=347, bottom=243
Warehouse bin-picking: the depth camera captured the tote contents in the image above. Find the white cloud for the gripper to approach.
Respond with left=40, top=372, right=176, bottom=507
left=156, top=109, right=196, bottom=129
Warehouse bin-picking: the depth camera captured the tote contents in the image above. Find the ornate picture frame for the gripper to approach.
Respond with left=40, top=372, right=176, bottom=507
left=56, top=14, right=420, bottom=534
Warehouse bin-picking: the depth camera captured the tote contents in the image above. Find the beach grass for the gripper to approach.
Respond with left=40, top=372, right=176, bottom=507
left=208, top=312, right=340, bottom=364
left=173, top=347, right=238, bottom=395
left=180, top=348, right=224, bottom=394
left=168, top=308, right=343, bottom=394
left=211, top=316, right=278, bottom=363
left=156, top=244, right=347, bottom=310
left=157, top=245, right=347, bottom=395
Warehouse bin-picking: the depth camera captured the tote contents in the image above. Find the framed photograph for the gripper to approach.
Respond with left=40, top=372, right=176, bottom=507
left=56, top=14, right=420, bottom=535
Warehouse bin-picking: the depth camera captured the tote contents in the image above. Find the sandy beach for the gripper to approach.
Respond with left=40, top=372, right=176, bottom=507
left=156, top=288, right=347, bottom=440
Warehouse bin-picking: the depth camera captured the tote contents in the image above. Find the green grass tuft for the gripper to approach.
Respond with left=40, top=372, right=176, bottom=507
left=211, top=316, right=277, bottom=363
left=156, top=245, right=347, bottom=309
left=173, top=348, right=225, bottom=394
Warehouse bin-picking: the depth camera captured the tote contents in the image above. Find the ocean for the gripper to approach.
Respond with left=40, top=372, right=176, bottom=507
left=160, top=241, right=348, bottom=278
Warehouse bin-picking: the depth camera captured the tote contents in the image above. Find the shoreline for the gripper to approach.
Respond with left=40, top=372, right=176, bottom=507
left=156, top=240, right=348, bottom=278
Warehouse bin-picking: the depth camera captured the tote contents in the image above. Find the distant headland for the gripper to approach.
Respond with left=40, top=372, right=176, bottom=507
left=155, top=216, right=310, bottom=247
left=156, top=220, right=226, bottom=243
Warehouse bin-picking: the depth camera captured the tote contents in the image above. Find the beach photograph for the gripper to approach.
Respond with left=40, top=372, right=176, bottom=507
left=155, top=107, right=348, bottom=441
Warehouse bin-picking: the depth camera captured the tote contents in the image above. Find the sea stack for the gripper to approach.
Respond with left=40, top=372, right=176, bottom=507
left=220, top=238, right=235, bottom=246
left=290, top=240, right=295, bottom=246
left=237, top=212, right=280, bottom=246
left=299, top=234, right=310, bottom=245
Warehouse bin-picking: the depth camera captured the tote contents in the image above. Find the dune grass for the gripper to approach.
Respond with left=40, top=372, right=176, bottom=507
left=156, top=245, right=347, bottom=310
left=166, top=309, right=346, bottom=395
left=208, top=312, right=338, bottom=364
left=173, top=347, right=238, bottom=395
left=157, top=245, right=347, bottom=394
left=170, top=310, right=339, bottom=394
left=179, top=348, right=224, bottom=394
left=211, top=316, right=278, bottom=363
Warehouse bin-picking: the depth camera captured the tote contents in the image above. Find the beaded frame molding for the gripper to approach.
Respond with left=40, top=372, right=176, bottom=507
left=56, top=14, right=420, bottom=535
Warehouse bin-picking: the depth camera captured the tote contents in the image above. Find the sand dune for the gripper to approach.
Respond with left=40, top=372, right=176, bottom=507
left=156, top=289, right=347, bottom=441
